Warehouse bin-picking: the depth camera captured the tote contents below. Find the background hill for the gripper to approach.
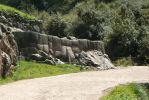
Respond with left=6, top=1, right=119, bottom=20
left=1, top=0, right=149, bottom=64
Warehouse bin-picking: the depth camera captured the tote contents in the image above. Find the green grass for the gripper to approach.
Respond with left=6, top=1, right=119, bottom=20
left=101, top=83, right=149, bottom=100
left=0, top=4, right=36, bottom=20
left=113, top=57, right=137, bottom=67
left=0, top=61, right=85, bottom=84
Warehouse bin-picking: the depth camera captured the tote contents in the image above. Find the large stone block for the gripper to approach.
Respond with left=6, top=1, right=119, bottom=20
left=52, top=36, right=62, bottom=51
left=43, top=45, right=49, bottom=54
left=66, top=47, right=75, bottom=63
left=38, top=34, right=48, bottom=44
left=48, top=35, right=53, bottom=49
left=28, top=32, right=39, bottom=43
left=78, top=39, right=89, bottom=51
left=61, top=38, right=72, bottom=46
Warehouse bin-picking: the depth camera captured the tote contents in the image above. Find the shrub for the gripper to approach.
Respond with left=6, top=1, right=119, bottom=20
left=73, top=9, right=104, bottom=40
left=113, top=57, right=136, bottom=67
left=45, top=14, right=68, bottom=37
left=105, top=18, right=139, bottom=58
left=137, top=27, right=149, bottom=64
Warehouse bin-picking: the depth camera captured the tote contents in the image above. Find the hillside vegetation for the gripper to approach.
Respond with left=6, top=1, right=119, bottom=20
left=1, top=0, right=149, bottom=64
left=0, top=4, right=35, bottom=20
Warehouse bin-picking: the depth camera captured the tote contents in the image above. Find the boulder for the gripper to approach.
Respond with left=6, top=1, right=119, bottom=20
left=30, top=54, right=43, bottom=61
left=0, top=24, right=17, bottom=78
left=76, top=50, right=114, bottom=69
left=30, top=50, right=64, bottom=65
left=55, top=58, right=65, bottom=64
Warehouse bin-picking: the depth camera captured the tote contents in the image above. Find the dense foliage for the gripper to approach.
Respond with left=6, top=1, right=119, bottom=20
left=1, top=0, right=149, bottom=64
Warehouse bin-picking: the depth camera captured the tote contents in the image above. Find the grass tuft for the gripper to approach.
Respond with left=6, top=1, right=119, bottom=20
left=113, top=57, right=137, bottom=67
left=101, top=83, right=149, bottom=100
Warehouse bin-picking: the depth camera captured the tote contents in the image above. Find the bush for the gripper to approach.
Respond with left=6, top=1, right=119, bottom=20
left=137, top=27, right=149, bottom=64
left=113, top=57, right=136, bottom=67
left=45, top=14, right=69, bottom=37
left=104, top=3, right=149, bottom=64
left=73, top=9, right=104, bottom=40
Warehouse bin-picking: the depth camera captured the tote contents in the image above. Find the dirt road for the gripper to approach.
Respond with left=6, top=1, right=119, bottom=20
left=0, top=66, right=149, bottom=100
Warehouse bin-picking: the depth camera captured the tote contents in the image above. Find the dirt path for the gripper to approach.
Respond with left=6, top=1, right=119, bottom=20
left=0, top=66, right=149, bottom=100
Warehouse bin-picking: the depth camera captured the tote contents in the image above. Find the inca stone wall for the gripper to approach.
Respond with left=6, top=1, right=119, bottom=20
left=13, top=32, right=114, bottom=69
left=14, top=32, right=104, bottom=59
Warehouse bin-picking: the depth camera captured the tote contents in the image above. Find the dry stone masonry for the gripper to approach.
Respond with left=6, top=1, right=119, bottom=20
left=14, top=32, right=114, bottom=69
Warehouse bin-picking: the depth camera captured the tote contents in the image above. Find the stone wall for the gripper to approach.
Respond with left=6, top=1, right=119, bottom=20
left=13, top=32, right=114, bottom=69
left=14, top=32, right=104, bottom=59
left=0, top=11, right=43, bottom=33
left=0, top=23, right=18, bottom=78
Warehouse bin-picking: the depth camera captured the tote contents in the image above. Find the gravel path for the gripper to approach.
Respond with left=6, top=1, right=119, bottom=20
left=0, top=66, right=149, bottom=100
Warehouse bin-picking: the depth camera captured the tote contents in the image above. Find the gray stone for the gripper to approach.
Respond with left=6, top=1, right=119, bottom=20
left=67, top=36, right=77, bottom=40
left=55, top=58, right=65, bottom=64
left=33, top=25, right=40, bottom=32
left=44, top=59, right=55, bottom=65
left=30, top=54, right=43, bottom=61
left=66, top=47, right=75, bottom=63
left=77, top=50, right=114, bottom=68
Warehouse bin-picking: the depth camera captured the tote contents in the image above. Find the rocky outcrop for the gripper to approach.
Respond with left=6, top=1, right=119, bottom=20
left=0, top=23, right=18, bottom=78
left=0, top=11, right=43, bottom=33
left=13, top=32, right=114, bottom=69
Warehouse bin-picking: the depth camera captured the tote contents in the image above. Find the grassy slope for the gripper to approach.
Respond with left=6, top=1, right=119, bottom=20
left=0, top=61, right=84, bottom=84
left=0, top=4, right=36, bottom=20
left=101, top=83, right=149, bottom=100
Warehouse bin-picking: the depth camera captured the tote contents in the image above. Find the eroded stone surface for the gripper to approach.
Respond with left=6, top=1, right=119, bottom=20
left=0, top=23, right=18, bottom=78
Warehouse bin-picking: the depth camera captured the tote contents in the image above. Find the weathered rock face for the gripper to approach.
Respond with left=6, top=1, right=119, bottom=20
left=0, top=23, right=18, bottom=78
left=76, top=51, right=114, bottom=69
left=0, top=11, right=43, bottom=33
left=13, top=32, right=114, bottom=69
